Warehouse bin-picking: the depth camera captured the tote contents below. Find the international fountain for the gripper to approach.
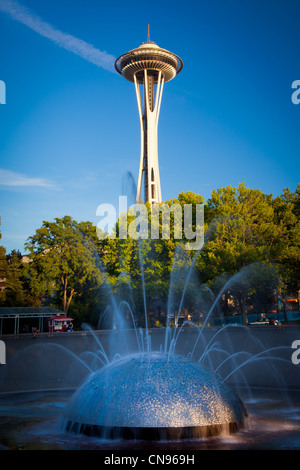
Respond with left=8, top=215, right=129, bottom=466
left=0, top=241, right=300, bottom=450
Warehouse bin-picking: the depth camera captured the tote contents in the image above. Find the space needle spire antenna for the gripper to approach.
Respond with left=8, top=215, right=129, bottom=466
left=115, top=31, right=183, bottom=205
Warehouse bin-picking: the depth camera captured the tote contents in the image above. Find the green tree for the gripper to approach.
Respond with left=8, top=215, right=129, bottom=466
left=25, top=216, right=104, bottom=314
left=195, top=183, right=282, bottom=323
left=272, top=184, right=300, bottom=309
left=100, top=191, right=205, bottom=326
left=197, top=183, right=280, bottom=277
left=4, top=250, right=26, bottom=306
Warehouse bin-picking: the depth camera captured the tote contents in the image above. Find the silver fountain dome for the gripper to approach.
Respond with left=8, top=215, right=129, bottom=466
left=64, top=352, right=248, bottom=440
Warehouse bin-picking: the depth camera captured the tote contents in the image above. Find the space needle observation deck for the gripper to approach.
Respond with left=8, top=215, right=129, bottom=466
left=115, top=30, right=183, bottom=205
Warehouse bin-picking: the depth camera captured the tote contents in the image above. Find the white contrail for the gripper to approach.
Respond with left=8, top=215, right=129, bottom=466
left=0, top=168, right=58, bottom=189
left=0, top=0, right=116, bottom=73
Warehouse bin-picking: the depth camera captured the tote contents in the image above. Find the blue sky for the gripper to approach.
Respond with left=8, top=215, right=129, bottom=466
left=0, top=0, right=299, bottom=253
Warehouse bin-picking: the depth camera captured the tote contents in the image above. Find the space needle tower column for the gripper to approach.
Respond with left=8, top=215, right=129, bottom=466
left=115, top=30, right=183, bottom=205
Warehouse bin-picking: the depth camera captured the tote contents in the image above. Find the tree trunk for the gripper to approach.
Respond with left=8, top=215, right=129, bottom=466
left=65, top=289, right=75, bottom=314
left=184, top=307, right=189, bottom=322
left=61, top=275, right=75, bottom=313
left=237, top=293, right=247, bottom=325
left=62, top=275, right=68, bottom=312
left=223, top=292, right=229, bottom=316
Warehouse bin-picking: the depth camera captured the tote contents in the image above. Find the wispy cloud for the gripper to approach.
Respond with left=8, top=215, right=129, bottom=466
left=0, top=0, right=116, bottom=73
left=0, top=168, right=58, bottom=189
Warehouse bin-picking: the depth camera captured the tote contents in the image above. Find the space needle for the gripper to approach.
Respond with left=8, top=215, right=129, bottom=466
left=115, top=28, right=183, bottom=205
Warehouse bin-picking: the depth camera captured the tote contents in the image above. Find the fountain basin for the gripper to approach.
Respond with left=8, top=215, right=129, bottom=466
left=64, top=352, right=248, bottom=440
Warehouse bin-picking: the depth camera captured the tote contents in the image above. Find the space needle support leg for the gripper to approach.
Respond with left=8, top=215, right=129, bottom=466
left=155, top=72, right=164, bottom=126
left=134, top=70, right=164, bottom=204
left=153, top=72, right=164, bottom=202
left=134, top=73, right=144, bottom=203
left=143, top=69, right=150, bottom=203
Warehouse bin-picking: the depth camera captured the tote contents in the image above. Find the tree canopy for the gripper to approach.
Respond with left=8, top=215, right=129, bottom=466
left=0, top=184, right=299, bottom=328
left=24, top=216, right=104, bottom=314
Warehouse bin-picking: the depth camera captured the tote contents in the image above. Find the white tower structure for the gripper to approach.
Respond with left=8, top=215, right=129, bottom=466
left=115, top=30, right=183, bottom=205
